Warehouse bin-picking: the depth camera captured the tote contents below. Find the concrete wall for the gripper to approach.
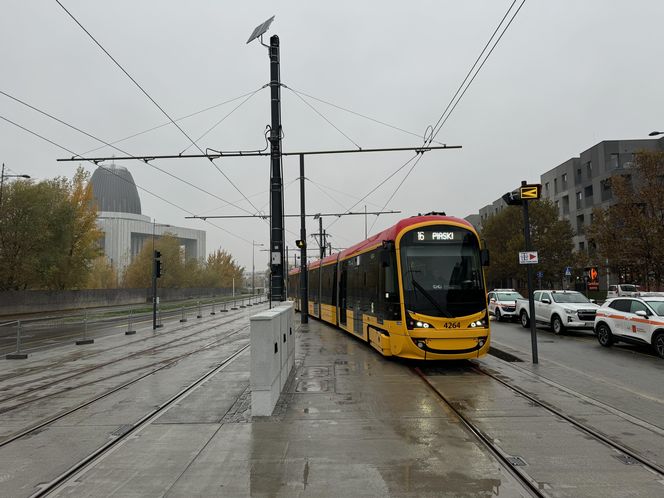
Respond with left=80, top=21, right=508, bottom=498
left=0, top=287, right=236, bottom=316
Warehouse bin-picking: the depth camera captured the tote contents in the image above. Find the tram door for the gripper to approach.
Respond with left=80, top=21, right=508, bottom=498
left=339, top=265, right=347, bottom=326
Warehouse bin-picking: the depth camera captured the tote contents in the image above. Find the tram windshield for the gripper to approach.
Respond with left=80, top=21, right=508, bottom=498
left=400, top=226, right=486, bottom=318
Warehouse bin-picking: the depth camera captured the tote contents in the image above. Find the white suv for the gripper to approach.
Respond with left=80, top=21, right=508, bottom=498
left=488, top=289, right=523, bottom=322
left=594, top=296, right=664, bottom=358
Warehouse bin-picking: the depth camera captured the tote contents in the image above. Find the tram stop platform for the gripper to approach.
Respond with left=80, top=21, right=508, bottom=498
left=54, top=316, right=664, bottom=497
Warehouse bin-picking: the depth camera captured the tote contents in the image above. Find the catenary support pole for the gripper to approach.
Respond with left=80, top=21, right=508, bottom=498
left=268, top=34, right=285, bottom=303
left=299, top=154, right=309, bottom=324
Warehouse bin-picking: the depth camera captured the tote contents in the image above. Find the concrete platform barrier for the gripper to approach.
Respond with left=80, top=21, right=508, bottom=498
left=250, top=302, right=294, bottom=416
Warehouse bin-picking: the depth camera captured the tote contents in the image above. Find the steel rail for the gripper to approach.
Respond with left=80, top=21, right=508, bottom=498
left=414, top=367, right=548, bottom=498
left=0, top=320, right=249, bottom=416
left=29, top=342, right=250, bottom=497
left=0, top=327, right=248, bottom=450
left=0, top=304, right=262, bottom=400
left=471, top=363, right=664, bottom=477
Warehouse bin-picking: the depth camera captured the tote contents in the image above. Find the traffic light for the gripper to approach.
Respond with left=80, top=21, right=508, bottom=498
left=502, top=190, right=523, bottom=206
left=295, top=239, right=306, bottom=248
left=154, top=250, right=163, bottom=279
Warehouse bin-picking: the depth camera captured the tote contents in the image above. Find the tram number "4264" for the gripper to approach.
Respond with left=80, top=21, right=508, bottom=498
left=443, top=322, right=461, bottom=329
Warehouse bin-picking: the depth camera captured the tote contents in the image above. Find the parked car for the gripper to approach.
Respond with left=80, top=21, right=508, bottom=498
left=607, top=284, right=640, bottom=299
left=594, top=296, right=664, bottom=358
left=517, top=290, right=599, bottom=335
left=488, top=289, right=523, bottom=322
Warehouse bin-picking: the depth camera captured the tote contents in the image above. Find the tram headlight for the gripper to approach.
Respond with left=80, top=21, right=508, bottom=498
left=406, top=313, right=433, bottom=329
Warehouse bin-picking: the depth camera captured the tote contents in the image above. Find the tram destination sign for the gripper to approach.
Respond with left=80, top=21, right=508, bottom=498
left=415, top=230, right=457, bottom=243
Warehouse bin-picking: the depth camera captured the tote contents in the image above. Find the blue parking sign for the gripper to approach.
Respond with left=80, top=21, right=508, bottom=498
left=564, top=266, right=572, bottom=277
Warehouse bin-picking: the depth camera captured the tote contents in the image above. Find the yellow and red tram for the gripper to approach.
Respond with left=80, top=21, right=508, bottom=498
left=287, top=213, right=491, bottom=360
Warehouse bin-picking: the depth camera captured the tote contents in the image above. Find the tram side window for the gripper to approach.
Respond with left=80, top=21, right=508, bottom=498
left=320, top=265, right=335, bottom=305
left=347, top=258, right=362, bottom=310
left=364, top=251, right=379, bottom=314
left=379, top=249, right=400, bottom=320
left=308, top=268, right=320, bottom=302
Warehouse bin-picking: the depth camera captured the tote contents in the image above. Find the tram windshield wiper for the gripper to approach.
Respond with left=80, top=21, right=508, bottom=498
left=411, top=278, right=452, bottom=318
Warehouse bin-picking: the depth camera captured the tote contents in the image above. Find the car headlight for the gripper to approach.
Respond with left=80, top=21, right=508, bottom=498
left=564, top=308, right=575, bottom=315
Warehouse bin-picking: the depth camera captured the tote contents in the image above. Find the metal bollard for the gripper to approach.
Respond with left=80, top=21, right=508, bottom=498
left=126, top=308, right=136, bottom=335
left=76, top=312, right=94, bottom=345
left=210, top=301, right=216, bottom=315
left=197, top=300, right=202, bottom=319
left=6, top=321, right=28, bottom=359
left=180, top=305, right=188, bottom=323
left=221, top=300, right=228, bottom=312
left=231, top=299, right=238, bottom=311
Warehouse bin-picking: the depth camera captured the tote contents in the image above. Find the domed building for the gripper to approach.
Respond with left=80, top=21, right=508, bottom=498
left=91, top=164, right=206, bottom=276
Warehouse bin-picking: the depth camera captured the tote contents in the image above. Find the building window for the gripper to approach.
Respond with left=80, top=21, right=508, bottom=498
left=562, top=173, right=568, bottom=189
left=545, top=182, right=549, bottom=193
left=584, top=185, right=593, bottom=208
left=601, top=178, right=612, bottom=201
left=579, top=241, right=585, bottom=251
left=562, top=195, right=570, bottom=215
left=554, top=178, right=558, bottom=194
left=576, top=214, right=584, bottom=234
left=608, top=153, right=619, bottom=171
left=576, top=168, right=582, bottom=184
left=555, top=200, right=560, bottom=213
left=586, top=161, right=592, bottom=178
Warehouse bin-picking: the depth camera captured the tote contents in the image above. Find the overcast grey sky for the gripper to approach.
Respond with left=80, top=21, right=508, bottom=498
left=2, top=1, right=664, bottom=271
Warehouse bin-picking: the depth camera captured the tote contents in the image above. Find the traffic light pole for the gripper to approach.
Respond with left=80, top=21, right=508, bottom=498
left=522, top=194, right=539, bottom=364
left=152, top=252, right=158, bottom=330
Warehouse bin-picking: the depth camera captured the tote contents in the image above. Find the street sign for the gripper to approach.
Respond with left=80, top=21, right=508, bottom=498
left=536, top=271, right=544, bottom=278
left=519, top=184, right=542, bottom=200
left=564, top=266, right=572, bottom=277
left=519, top=251, right=539, bottom=264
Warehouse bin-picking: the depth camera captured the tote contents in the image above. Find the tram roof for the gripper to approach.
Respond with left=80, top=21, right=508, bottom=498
left=288, top=214, right=473, bottom=275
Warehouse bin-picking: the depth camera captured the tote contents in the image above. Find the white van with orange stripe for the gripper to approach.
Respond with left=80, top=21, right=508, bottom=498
left=594, top=297, right=664, bottom=358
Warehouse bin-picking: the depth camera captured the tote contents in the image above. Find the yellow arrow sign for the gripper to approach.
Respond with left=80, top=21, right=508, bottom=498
left=520, top=185, right=541, bottom=200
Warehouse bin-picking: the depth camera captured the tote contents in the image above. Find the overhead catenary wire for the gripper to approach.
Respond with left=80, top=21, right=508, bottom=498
left=180, top=85, right=267, bottom=154
left=0, top=89, right=256, bottom=216
left=426, top=0, right=525, bottom=145
left=305, top=178, right=384, bottom=211
left=283, top=84, right=447, bottom=147
left=55, top=0, right=263, bottom=216
left=285, top=86, right=362, bottom=150
left=367, top=0, right=528, bottom=233
left=0, top=113, right=254, bottom=245
left=80, top=86, right=268, bottom=156
left=325, top=153, right=419, bottom=231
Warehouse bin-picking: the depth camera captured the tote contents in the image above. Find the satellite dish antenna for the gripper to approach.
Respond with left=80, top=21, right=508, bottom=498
left=247, top=15, right=275, bottom=44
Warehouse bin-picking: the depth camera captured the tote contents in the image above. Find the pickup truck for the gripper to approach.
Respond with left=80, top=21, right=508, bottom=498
left=517, top=290, right=599, bottom=335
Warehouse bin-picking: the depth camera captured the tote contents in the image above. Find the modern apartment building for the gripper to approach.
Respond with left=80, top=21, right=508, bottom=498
left=467, top=137, right=664, bottom=288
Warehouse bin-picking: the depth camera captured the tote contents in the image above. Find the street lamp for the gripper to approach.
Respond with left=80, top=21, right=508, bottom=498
left=0, top=163, right=30, bottom=206
left=252, top=240, right=265, bottom=296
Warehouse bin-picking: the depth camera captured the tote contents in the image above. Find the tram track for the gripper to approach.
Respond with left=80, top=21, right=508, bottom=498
left=28, top=342, right=250, bottom=498
left=415, top=363, right=664, bottom=497
left=0, top=312, right=253, bottom=407
left=0, top=325, right=249, bottom=424
left=413, top=366, right=547, bottom=498
left=470, top=362, right=664, bottom=477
